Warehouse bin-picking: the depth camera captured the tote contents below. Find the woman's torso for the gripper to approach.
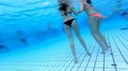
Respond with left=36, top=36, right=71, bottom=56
left=83, top=2, right=99, bottom=15
left=60, top=5, right=74, bottom=22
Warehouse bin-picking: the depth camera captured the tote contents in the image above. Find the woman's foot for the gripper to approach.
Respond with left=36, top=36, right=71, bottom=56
left=105, top=45, right=111, bottom=51
left=107, top=45, right=111, bottom=49
left=74, top=57, right=78, bottom=64
left=107, top=44, right=111, bottom=48
left=101, top=49, right=106, bottom=54
left=105, top=47, right=109, bottom=50
left=85, top=50, right=91, bottom=56
left=86, top=52, right=91, bottom=56
left=101, top=51, right=105, bottom=54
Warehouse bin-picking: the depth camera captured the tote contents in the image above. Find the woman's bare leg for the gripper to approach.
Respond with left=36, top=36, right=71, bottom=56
left=71, top=20, right=91, bottom=55
left=98, top=31, right=110, bottom=50
left=64, top=24, right=78, bottom=63
left=97, top=18, right=110, bottom=50
left=88, top=16, right=106, bottom=54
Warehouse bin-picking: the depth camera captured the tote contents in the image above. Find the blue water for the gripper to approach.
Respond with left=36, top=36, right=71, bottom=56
left=0, top=0, right=128, bottom=71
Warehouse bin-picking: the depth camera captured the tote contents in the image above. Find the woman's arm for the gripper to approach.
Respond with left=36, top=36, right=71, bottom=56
left=102, top=9, right=116, bottom=19
left=102, top=13, right=113, bottom=19
left=71, top=5, right=83, bottom=15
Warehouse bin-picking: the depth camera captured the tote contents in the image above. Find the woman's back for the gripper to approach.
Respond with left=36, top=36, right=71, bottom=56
left=83, top=2, right=98, bottom=15
left=59, top=3, right=74, bottom=22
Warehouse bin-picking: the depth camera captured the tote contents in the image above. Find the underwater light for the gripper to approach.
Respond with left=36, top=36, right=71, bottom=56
left=42, top=2, right=49, bottom=6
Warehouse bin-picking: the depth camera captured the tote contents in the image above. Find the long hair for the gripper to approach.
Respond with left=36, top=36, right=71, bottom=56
left=58, top=2, right=69, bottom=15
left=86, top=0, right=92, bottom=4
left=59, top=3, right=68, bottom=11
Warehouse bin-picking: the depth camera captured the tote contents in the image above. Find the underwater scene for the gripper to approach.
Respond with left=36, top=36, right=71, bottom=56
left=0, top=0, right=128, bottom=71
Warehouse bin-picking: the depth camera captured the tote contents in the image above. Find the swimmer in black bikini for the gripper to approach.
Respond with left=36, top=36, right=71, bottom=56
left=58, top=0, right=91, bottom=64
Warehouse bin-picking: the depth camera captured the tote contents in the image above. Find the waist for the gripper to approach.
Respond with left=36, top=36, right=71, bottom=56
left=89, top=13, right=102, bottom=19
left=64, top=17, right=74, bottom=22
left=64, top=18, right=74, bottom=22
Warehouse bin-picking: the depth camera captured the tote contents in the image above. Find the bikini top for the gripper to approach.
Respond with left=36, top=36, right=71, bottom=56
left=59, top=3, right=72, bottom=16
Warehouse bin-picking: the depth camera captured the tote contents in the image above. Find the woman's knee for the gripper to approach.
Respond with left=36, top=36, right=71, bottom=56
left=91, top=31, right=98, bottom=37
left=76, top=33, right=81, bottom=38
left=77, top=35, right=83, bottom=41
left=90, top=28, right=100, bottom=34
left=91, top=29, right=97, bottom=34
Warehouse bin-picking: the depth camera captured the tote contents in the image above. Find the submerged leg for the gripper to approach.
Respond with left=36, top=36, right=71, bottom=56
left=64, top=24, right=78, bottom=63
left=97, top=18, right=111, bottom=50
left=71, top=20, right=91, bottom=55
left=88, top=16, right=106, bottom=54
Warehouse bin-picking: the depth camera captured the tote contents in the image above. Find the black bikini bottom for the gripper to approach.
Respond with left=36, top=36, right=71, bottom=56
left=64, top=19, right=75, bottom=26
